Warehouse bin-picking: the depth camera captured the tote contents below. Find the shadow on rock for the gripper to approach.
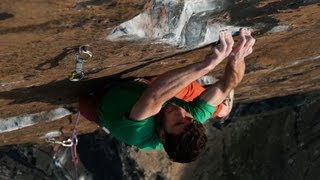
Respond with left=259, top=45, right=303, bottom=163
left=0, top=12, right=14, bottom=21
left=77, top=130, right=144, bottom=180
left=226, top=0, right=319, bottom=34
left=182, top=92, right=320, bottom=180
left=1, top=47, right=192, bottom=107
left=35, top=45, right=82, bottom=71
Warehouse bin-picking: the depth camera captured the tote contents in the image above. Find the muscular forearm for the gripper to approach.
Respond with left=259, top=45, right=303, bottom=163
left=130, top=30, right=237, bottom=120
left=199, top=58, right=246, bottom=107
left=143, top=59, right=217, bottom=105
left=222, top=59, right=246, bottom=89
left=199, top=79, right=233, bottom=107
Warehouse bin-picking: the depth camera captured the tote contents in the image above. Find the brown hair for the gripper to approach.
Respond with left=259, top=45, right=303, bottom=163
left=163, top=121, right=207, bottom=163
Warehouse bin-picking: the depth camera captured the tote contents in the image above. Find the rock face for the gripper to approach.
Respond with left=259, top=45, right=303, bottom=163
left=0, top=0, right=319, bottom=146
left=1, top=92, right=319, bottom=179
left=0, top=134, right=143, bottom=180
left=1, top=0, right=319, bottom=119
left=183, top=92, right=320, bottom=180
left=106, top=0, right=240, bottom=48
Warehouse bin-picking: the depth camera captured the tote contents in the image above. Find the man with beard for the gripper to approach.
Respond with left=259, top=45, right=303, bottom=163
left=79, top=28, right=255, bottom=163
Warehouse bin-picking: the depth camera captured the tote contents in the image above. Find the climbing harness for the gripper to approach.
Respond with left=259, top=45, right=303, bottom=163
left=69, top=45, right=93, bottom=81
left=46, top=111, right=81, bottom=180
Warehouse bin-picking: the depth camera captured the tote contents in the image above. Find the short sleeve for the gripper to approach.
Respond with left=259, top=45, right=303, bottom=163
left=107, top=114, right=163, bottom=150
left=98, top=81, right=163, bottom=150
left=169, top=97, right=216, bottom=124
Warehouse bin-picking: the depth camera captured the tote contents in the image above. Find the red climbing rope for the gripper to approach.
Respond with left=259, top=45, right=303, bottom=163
left=70, top=111, right=80, bottom=180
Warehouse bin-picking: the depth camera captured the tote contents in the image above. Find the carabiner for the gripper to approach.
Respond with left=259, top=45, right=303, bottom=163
left=72, top=136, right=78, bottom=146
left=69, top=71, right=84, bottom=82
left=78, top=45, right=92, bottom=61
left=68, top=45, right=93, bottom=82
left=61, top=139, right=73, bottom=147
left=45, top=138, right=73, bottom=147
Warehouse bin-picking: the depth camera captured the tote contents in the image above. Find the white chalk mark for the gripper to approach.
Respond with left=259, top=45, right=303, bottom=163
left=271, top=54, right=320, bottom=72
left=0, top=108, right=73, bottom=133
left=40, top=131, right=63, bottom=139
left=268, top=25, right=291, bottom=33
left=106, top=0, right=240, bottom=48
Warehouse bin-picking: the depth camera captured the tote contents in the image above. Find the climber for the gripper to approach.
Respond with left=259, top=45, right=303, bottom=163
left=79, top=28, right=255, bottom=163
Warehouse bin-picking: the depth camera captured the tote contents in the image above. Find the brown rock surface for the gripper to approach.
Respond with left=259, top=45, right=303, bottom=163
left=1, top=92, right=319, bottom=179
left=0, top=0, right=319, bottom=146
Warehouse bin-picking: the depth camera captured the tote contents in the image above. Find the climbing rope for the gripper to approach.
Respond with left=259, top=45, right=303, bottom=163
left=45, top=111, right=81, bottom=180
left=70, top=111, right=81, bottom=180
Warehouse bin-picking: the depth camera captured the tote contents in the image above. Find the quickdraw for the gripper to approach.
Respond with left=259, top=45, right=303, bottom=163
left=69, top=45, right=93, bottom=81
left=45, top=137, right=74, bottom=147
left=46, top=112, right=81, bottom=180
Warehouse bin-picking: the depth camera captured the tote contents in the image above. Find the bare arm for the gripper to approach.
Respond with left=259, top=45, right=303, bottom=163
left=199, top=28, right=256, bottom=106
left=130, top=31, right=234, bottom=120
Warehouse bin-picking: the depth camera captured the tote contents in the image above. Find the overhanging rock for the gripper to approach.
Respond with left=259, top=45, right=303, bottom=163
left=107, top=0, right=240, bottom=48
left=0, top=0, right=319, bottom=144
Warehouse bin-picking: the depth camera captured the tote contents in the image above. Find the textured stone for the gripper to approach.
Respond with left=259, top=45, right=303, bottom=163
left=0, top=92, right=319, bottom=179
left=0, top=0, right=319, bottom=165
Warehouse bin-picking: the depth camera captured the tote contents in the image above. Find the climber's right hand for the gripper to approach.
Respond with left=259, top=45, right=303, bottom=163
left=229, top=28, right=255, bottom=62
left=204, top=29, right=234, bottom=68
left=224, top=28, right=255, bottom=88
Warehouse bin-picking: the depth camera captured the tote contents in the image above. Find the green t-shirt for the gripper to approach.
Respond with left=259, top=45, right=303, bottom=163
left=98, top=81, right=216, bottom=150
